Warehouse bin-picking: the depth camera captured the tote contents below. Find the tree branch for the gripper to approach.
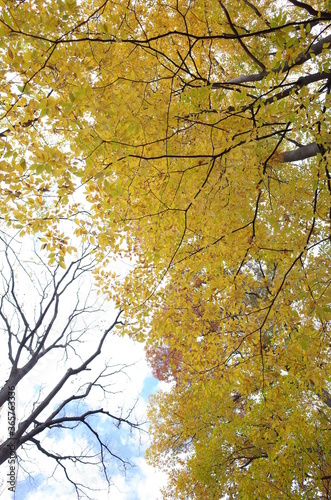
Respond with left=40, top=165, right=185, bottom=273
left=213, top=33, right=331, bottom=86
left=279, top=143, right=323, bottom=162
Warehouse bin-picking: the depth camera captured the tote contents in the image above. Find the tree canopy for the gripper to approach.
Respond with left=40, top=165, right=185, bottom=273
left=1, top=0, right=331, bottom=497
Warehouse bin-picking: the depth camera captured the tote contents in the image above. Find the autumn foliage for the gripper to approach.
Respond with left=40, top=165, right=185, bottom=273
left=1, top=0, right=331, bottom=497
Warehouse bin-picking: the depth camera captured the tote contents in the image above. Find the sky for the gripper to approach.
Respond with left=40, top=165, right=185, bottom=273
left=0, top=232, right=169, bottom=499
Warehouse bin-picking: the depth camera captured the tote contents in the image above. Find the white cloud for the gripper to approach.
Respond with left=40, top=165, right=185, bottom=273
left=108, top=458, right=168, bottom=500
left=0, top=232, right=169, bottom=499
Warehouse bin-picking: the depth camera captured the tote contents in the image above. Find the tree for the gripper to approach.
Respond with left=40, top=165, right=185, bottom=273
left=0, top=0, right=330, bottom=497
left=0, top=231, right=143, bottom=498
left=146, top=260, right=331, bottom=497
left=147, top=375, right=331, bottom=499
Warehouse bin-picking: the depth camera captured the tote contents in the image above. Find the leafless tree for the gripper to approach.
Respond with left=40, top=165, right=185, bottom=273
left=0, top=230, right=144, bottom=498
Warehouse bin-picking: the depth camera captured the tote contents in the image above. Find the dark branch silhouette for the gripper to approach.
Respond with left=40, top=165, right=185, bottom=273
left=0, top=232, right=144, bottom=497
